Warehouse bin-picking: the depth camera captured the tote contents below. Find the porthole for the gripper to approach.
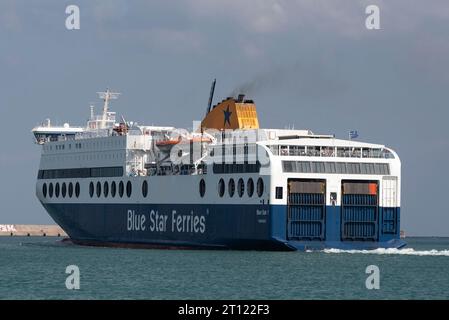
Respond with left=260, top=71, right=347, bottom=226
left=89, top=182, right=94, bottom=198
left=61, top=183, right=67, bottom=198
left=247, top=178, right=254, bottom=197
left=111, top=181, right=117, bottom=197
left=199, top=179, right=206, bottom=198
left=49, top=183, right=54, bottom=198
left=75, top=182, right=80, bottom=198
left=119, top=181, right=124, bottom=198
left=257, top=178, right=264, bottom=198
left=238, top=178, right=245, bottom=198
left=42, top=183, right=47, bottom=198
left=126, top=181, right=132, bottom=198
left=55, top=183, right=60, bottom=198
left=142, top=180, right=148, bottom=198
left=228, top=179, right=235, bottom=197
left=218, top=179, right=225, bottom=197
left=103, top=181, right=109, bottom=197
left=68, top=183, right=73, bottom=198
left=96, top=181, right=101, bottom=198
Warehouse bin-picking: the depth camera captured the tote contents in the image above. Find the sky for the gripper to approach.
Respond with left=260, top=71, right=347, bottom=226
left=0, top=0, right=448, bottom=236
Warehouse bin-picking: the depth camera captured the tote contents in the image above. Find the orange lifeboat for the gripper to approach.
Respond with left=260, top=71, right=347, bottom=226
left=156, top=136, right=182, bottom=148
left=156, top=136, right=212, bottom=152
left=156, top=136, right=212, bottom=146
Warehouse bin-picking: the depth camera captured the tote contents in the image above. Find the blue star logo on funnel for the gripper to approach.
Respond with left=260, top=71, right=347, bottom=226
left=223, top=106, right=232, bottom=126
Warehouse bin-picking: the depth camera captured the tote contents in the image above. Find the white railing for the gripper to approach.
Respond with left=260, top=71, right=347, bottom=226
left=269, top=145, right=395, bottom=159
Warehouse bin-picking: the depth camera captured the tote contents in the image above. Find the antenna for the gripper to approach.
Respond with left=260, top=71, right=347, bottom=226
left=96, top=88, right=121, bottom=129
left=89, top=104, right=95, bottom=120
left=206, top=79, right=216, bottom=115
left=97, top=88, right=121, bottom=112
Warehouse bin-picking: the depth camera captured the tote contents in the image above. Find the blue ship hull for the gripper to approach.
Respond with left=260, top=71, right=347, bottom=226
left=43, top=202, right=406, bottom=251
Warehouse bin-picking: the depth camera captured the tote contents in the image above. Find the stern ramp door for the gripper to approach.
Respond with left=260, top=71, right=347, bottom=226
left=287, top=179, right=326, bottom=241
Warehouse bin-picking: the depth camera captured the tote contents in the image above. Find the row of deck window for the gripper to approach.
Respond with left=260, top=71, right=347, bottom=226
left=41, top=180, right=149, bottom=199
left=43, top=139, right=126, bottom=152
left=203, top=177, right=265, bottom=198
left=42, top=178, right=265, bottom=200
left=38, top=166, right=124, bottom=179
left=283, top=161, right=390, bottom=175
left=42, top=182, right=80, bottom=198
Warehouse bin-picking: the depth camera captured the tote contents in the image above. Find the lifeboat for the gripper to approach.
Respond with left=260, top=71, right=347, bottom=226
left=156, top=136, right=212, bottom=152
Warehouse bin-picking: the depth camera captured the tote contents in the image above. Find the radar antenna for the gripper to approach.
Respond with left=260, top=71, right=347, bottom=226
left=96, top=88, right=121, bottom=129
left=206, top=79, right=216, bottom=116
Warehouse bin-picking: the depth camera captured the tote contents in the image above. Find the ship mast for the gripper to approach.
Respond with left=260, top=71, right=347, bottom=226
left=97, top=88, right=121, bottom=129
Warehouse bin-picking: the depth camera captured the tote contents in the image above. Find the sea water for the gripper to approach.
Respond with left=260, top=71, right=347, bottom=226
left=0, top=237, right=448, bottom=299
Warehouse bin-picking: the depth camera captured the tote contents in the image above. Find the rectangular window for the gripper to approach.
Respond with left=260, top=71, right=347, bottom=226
left=325, top=162, right=336, bottom=173
left=38, top=166, right=124, bottom=179
left=275, top=187, right=283, bottom=199
left=212, top=162, right=261, bottom=174
left=361, top=163, right=368, bottom=174
left=282, top=161, right=390, bottom=175
left=283, top=161, right=293, bottom=172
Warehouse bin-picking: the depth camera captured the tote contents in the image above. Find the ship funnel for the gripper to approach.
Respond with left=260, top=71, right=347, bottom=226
left=201, top=94, right=259, bottom=131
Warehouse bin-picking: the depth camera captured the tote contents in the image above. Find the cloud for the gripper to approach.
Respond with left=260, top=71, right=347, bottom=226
left=184, top=0, right=449, bottom=37
left=144, top=28, right=204, bottom=53
left=246, top=1, right=287, bottom=33
left=92, top=0, right=128, bottom=22
left=184, top=0, right=366, bottom=36
left=183, top=0, right=289, bottom=34
left=100, top=27, right=204, bottom=54
left=0, top=1, right=22, bottom=32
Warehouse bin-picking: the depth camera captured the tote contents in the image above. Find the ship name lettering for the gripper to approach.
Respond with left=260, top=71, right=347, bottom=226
left=172, top=210, right=206, bottom=234
left=127, top=210, right=146, bottom=231
left=149, top=210, right=168, bottom=232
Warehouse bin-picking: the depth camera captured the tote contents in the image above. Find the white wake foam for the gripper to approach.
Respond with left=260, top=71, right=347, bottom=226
left=322, top=248, right=449, bottom=256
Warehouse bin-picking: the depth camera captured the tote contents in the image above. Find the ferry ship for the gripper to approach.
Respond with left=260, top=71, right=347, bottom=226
left=32, top=84, right=405, bottom=250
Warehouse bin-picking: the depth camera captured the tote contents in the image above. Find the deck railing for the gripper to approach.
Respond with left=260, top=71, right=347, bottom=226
left=269, top=145, right=395, bottom=159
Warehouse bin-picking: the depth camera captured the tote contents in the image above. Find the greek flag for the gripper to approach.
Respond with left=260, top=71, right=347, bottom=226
left=349, top=130, right=359, bottom=139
